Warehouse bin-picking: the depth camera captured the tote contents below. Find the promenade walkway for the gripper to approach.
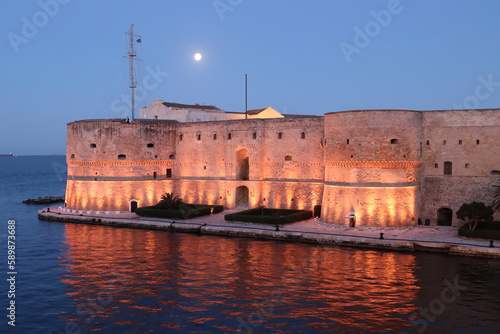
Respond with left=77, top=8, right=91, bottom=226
left=38, top=207, right=500, bottom=258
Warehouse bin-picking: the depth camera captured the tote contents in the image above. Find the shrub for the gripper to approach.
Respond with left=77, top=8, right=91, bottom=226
left=458, top=221, right=500, bottom=240
left=136, top=203, right=218, bottom=220
left=156, top=193, right=183, bottom=210
left=225, top=208, right=312, bottom=225
left=456, top=202, right=494, bottom=230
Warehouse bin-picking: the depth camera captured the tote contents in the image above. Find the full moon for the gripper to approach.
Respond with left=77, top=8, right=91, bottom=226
left=194, top=53, right=202, bottom=61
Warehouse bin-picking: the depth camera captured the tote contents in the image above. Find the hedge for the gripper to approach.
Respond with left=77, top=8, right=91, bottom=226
left=458, top=221, right=500, bottom=240
left=136, top=204, right=223, bottom=220
left=225, top=208, right=312, bottom=225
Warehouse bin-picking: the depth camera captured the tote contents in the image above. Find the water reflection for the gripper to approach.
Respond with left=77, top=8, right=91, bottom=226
left=58, top=224, right=426, bottom=333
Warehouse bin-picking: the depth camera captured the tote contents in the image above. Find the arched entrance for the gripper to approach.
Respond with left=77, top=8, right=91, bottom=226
left=236, top=148, right=249, bottom=180
left=235, top=186, right=249, bottom=209
left=130, top=201, right=138, bottom=213
left=437, top=208, right=453, bottom=226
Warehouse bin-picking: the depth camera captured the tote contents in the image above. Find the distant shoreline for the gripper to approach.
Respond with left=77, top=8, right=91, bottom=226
left=5, top=154, right=66, bottom=157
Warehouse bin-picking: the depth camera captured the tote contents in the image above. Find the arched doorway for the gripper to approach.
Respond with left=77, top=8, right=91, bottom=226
left=437, top=208, right=453, bottom=226
left=130, top=201, right=138, bottom=213
left=235, top=186, right=249, bottom=209
left=236, top=148, right=249, bottom=180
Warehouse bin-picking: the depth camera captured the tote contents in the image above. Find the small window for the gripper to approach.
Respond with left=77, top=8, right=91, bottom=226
left=285, top=155, right=292, bottom=161
left=197, top=133, right=201, bottom=141
left=490, top=170, right=500, bottom=176
left=301, top=131, right=306, bottom=139
left=204, top=166, right=206, bottom=170
left=147, top=143, right=154, bottom=148
left=90, top=143, right=96, bottom=148
left=278, top=132, right=282, bottom=139
left=435, top=163, right=438, bottom=168
left=154, top=115, right=158, bottom=120
left=169, top=154, right=176, bottom=160
left=70, top=154, right=75, bottom=159
left=166, top=168, right=172, bottom=178
left=465, top=163, right=470, bottom=169
left=458, top=140, right=462, bottom=145
left=347, top=139, right=350, bottom=145
left=179, top=134, right=183, bottom=141
left=426, top=140, right=430, bottom=145
left=253, top=132, right=257, bottom=140
left=476, top=139, right=480, bottom=145
left=213, top=133, right=217, bottom=140
left=227, top=133, right=232, bottom=140
left=444, top=161, right=452, bottom=175
left=391, top=139, right=398, bottom=144
left=350, top=155, right=354, bottom=158
left=118, top=154, right=126, bottom=160
left=153, top=172, right=157, bottom=179
left=443, top=140, right=447, bottom=145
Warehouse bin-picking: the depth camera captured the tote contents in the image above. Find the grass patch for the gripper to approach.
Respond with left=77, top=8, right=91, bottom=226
left=458, top=221, right=500, bottom=240
left=136, top=204, right=223, bottom=220
left=225, top=208, right=312, bottom=225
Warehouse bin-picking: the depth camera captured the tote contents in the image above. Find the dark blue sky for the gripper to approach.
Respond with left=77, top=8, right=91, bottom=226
left=2, top=0, right=500, bottom=155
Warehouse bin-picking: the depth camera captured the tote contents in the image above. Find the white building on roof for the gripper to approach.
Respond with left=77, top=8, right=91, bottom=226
left=140, top=99, right=284, bottom=122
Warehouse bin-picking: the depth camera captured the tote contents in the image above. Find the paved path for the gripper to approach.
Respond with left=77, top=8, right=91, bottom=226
left=38, top=207, right=500, bottom=258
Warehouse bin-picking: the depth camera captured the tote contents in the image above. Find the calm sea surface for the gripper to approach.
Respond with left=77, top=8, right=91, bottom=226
left=1, top=156, right=500, bottom=334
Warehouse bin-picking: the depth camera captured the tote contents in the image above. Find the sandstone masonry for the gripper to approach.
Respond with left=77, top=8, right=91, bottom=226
left=65, top=108, right=500, bottom=227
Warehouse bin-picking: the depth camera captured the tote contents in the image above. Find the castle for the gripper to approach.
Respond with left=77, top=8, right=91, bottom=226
left=64, top=100, right=500, bottom=227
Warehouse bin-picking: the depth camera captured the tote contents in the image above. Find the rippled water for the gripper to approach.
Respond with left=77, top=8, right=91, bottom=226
left=1, top=156, right=500, bottom=334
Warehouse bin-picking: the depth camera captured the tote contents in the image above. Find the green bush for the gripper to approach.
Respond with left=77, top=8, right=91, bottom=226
left=458, top=221, right=500, bottom=240
left=225, top=208, right=312, bottom=225
left=136, top=203, right=221, bottom=220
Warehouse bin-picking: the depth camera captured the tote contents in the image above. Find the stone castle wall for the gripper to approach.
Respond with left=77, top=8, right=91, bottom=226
left=420, top=109, right=500, bottom=225
left=322, top=110, right=422, bottom=227
left=66, top=116, right=325, bottom=214
left=65, top=109, right=500, bottom=227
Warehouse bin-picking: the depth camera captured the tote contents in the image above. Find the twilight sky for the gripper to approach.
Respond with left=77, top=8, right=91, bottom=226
left=2, top=0, right=500, bottom=155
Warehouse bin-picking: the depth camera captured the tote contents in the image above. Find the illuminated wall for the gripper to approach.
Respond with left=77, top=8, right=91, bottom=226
left=321, top=111, right=422, bottom=227
left=65, top=117, right=325, bottom=213
left=65, top=109, right=500, bottom=226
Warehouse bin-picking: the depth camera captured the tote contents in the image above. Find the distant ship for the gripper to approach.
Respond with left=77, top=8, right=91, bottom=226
left=0, top=153, right=13, bottom=157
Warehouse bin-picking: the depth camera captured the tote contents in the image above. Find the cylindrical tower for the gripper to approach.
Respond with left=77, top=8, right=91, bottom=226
left=322, top=110, right=422, bottom=227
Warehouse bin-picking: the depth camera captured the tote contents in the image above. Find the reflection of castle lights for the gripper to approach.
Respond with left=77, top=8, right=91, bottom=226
left=59, top=222, right=419, bottom=332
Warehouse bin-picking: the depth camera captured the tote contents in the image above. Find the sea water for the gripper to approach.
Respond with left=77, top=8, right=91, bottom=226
left=1, top=156, right=500, bottom=334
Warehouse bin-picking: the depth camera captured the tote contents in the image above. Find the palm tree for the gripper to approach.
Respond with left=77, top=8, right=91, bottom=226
left=157, top=192, right=183, bottom=210
left=493, top=185, right=500, bottom=213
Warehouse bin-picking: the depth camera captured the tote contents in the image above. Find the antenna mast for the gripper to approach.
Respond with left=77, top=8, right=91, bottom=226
left=127, top=24, right=137, bottom=121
